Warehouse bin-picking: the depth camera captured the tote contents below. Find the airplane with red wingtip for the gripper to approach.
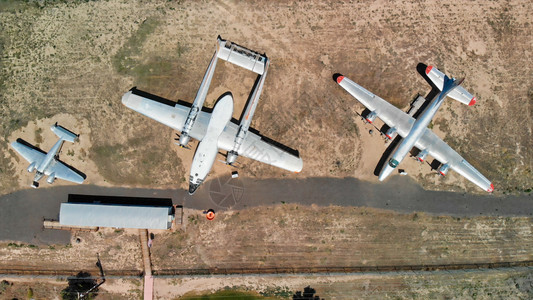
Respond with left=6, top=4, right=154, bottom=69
left=335, top=65, right=494, bottom=193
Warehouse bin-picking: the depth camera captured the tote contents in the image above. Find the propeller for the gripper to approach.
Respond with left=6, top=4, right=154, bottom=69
left=217, top=151, right=240, bottom=168
left=174, top=142, right=191, bottom=150
left=217, top=159, right=240, bottom=168
left=174, top=133, right=191, bottom=149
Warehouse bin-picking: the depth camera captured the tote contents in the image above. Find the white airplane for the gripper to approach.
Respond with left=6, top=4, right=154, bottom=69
left=336, top=65, right=494, bottom=192
left=11, top=123, right=86, bottom=188
left=122, top=37, right=303, bottom=194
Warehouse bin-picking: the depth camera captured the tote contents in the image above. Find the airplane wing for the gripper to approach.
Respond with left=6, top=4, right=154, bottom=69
left=415, top=129, right=493, bottom=192
left=122, top=90, right=303, bottom=173
left=46, top=160, right=85, bottom=184
left=122, top=91, right=189, bottom=133
left=217, top=125, right=304, bottom=172
left=336, top=76, right=415, bottom=137
left=11, top=140, right=46, bottom=165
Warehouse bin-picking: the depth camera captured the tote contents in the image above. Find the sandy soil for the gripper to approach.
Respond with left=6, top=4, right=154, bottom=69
left=0, top=0, right=532, bottom=298
left=2, top=269, right=531, bottom=299
left=0, top=205, right=531, bottom=298
left=0, top=0, right=531, bottom=195
left=0, top=277, right=140, bottom=300
left=7, top=114, right=108, bottom=188
left=151, top=206, right=532, bottom=270
left=153, top=269, right=533, bottom=299
left=0, top=227, right=142, bottom=272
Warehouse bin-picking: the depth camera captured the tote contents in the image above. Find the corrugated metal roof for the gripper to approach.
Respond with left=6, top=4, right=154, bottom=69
left=60, top=203, right=172, bottom=230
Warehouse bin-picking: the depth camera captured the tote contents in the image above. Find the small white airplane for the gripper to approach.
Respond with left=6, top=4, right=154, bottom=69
left=11, top=123, right=86, bottom=188
left=122, top=37, right=303, bottom=194
left=336, top=65, right=494, bottom=192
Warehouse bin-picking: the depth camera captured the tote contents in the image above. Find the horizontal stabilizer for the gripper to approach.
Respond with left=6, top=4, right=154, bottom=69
left=425, top=65, right=476, bottom=106
left=51, top=124, right=78, bottom=143
left=217, top=36, right=267, bottom=75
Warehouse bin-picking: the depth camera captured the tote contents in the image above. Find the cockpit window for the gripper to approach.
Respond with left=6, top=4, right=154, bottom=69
left=388, top=158, right=399, bottom=168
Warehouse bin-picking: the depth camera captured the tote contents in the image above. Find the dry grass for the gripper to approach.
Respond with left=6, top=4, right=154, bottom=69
left=151, top=205, right=533, bottom=270
left=0, top=0, right=531, bottom=193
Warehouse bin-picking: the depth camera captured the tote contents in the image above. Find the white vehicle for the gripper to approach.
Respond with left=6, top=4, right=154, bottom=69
left=123, top=37, right=303, bottom=194
left=11, top=123, right=85, bottom=188
left=336, top=65, right=493, bottom=193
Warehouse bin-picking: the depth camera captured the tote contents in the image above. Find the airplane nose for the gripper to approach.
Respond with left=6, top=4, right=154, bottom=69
left=378, top=173, right=386, bottom=181
left=378, top=166, right=393, bottom=181
left=188, top=183, right=200, bottom=195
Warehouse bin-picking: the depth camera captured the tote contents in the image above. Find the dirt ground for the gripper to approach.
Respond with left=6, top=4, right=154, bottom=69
left=4, top=206, right=531, bottom=274
left=1, top=206, right=532, bottom=298
left=154, top=268, right=533, bottom=299
left=0, top=0, right=532, bottom=194
left=1, top=0, right=532, bottom=298
left=2, top=269, right=531, bottom=299
left=151, top=206, right=533, bottom=270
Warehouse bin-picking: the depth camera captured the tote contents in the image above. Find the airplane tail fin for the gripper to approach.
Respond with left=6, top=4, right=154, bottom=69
left=438, top=75, right=465, bottom=102
left=51, top=123, right=79, bottom=143
left=425, top=65, right=476, bottom=106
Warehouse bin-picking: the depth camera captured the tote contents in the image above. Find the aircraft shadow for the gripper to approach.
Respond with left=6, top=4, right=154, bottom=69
left=373, top=136, right=401, bottom=176
left=57, top=159, right=87, bottom=180
left=237, top=73, right=262, bottom=123
left=68, top=194, right=173, bottom=207
left=416, top=62, right=441, bottom=105
left=15, top=138, right=47, bottom=155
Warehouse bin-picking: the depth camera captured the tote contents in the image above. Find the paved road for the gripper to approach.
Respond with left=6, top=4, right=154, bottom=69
left=1, top=175, right=531, bottom=245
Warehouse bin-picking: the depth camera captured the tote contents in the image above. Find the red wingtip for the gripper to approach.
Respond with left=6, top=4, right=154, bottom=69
left=418, top=157, right=424, bottom=162
left=386, top=135, right=392, bottom=139
left=336, top=75, right=344, bottom=84
left=425, top=65, right=433, bottom=75
left=439, top=171, right=446, bottom=176
left=487, top=183, right=494, bottom=193
left=365, top=119, right=373, bottom=124
left=468, top=96, right=476, bottom=106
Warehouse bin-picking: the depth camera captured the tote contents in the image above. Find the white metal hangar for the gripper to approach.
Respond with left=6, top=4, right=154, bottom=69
left=59, top=203, right=175, bottom=230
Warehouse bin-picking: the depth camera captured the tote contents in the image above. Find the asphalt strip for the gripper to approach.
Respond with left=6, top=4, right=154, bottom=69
left=0, top=175, right=531, bottom=244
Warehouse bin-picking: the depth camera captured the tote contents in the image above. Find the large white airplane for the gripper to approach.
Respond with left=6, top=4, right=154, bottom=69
left=122, top=37, right=303, bottom=194
left=11, top=123, right=86, bottom=188
left=336, top=65, right=494, bottom=192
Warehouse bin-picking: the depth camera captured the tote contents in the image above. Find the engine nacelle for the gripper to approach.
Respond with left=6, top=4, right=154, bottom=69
left=385, top=127, right=397, bottom=140
left=439, top=163, right=450, bottom=176
left=416, top=149, right=429, bottom=162
left=226, top=151, right=238, bottom=165
left=47, top=173, right=56, bottom=184
left=365, top=111, right=377, bottom=123
left=27, top=162, right=36, bottom=173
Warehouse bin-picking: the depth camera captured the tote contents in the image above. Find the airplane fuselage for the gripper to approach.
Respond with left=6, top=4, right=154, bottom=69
left=37, top=138, right=63, bottom=174
left=379, top=77, right=460, bottom=181
left=188, top=94, right=234, bottom=194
